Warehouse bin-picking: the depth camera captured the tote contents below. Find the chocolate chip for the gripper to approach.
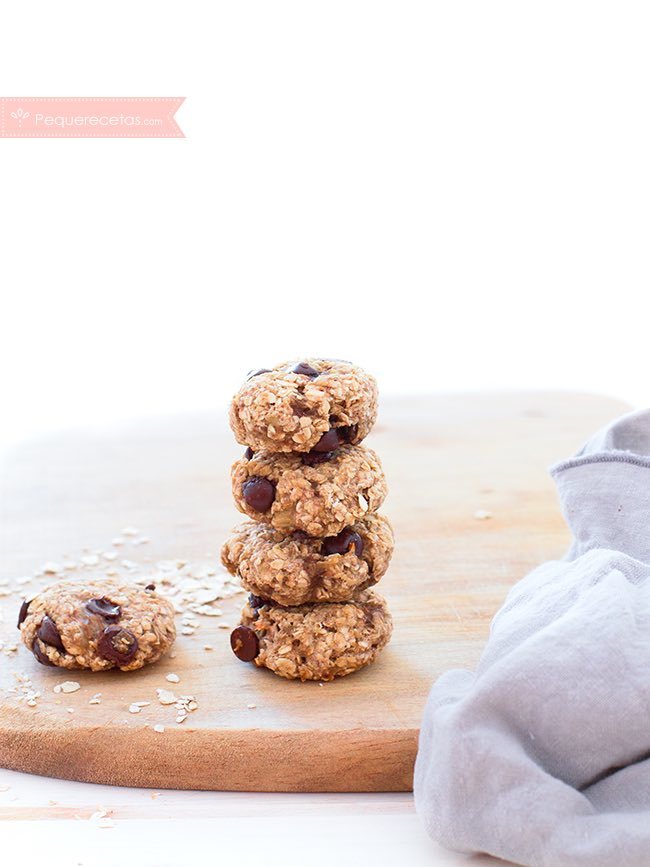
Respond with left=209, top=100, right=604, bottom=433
left=242, top=477, right=275, bottom=511
left=37, top=615, right=65, bottom=652
left=248, top=594, right=271, bottom=610
left=17, top=600, right=30, bottom=629
left=292, top=362, right=320, bottom=377
left=230, top=625, right=259, bottom=661
left=359, top=601, right=383, bottom=629
left=244, top=446, right=254, bottom=460
left=302, top=450, right=335, bottom=467
left=313, top=428, right=341, bottom=453
left=247, top=368, right=271, bottom=380
left=98, top=625, right=139, bottom=665
left=86, top=597, right=121, bottom=620
left=145, top=583, right=156, bottom=591
left=338, top=424, right=358, bottom=444
left=323, top=528, right=364, bottom=557
left=32, top=639, right=54, bottom=666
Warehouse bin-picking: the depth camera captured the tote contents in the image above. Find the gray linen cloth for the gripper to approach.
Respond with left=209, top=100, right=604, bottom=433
left=414, top=409, right=650, bottom=867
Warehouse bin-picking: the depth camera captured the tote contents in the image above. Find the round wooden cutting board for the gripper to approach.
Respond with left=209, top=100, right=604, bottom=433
left=0, top=392, right=627, bottom=792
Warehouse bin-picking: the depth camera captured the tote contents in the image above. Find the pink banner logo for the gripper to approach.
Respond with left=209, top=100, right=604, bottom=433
left=0, top=98, right=184, bottom=138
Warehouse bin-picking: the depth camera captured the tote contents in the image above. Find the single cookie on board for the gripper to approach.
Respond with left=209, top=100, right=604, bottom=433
left=221, top=514, right=394, bottom=606
left=230, top=589, right=393, bottom=681
left=18, top=579, right=176, bottom=672
left=229, top=359, right=378, bottom=454
left=231, top=444, right=387, bottom=537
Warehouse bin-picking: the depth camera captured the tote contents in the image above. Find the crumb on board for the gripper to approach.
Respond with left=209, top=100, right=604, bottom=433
left=474, top=509, right=493, bottom=520
left=54, top=681, right=81, bottom=694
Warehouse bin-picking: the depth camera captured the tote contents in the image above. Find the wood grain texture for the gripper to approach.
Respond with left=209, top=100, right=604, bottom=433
left=0, top=393, right=627, bottom=792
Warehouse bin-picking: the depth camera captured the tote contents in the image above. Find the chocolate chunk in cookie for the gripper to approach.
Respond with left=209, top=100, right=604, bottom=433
left=323, top=528, right=364, bottom=557
left=17, top=599, right=30, bottom=629
left=292, top=362, right=320, bottom=378
left=86, top=597, right=121, bottom=620
left=242, top=477, right=276, bottom=512
left=98, top=625, right=139, bottom=665
left=312, top=428, right=341, bottom=453
left=37, top=615, right=65, bottom=652
left=230, top=625, right=259, bottom=661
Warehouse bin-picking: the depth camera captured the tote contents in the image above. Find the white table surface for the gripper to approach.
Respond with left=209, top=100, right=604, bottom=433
left=0, top=768, right=506, bottom=867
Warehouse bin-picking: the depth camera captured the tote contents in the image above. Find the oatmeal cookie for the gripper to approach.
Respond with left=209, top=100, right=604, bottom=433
left=221, top=514, right=394, bottom=606
left=231, top=444, right=387, bottom=537
left=229, top=359, right=378, bottom=453
left=230, top=589, right=392, bottom=681
left=18, top=579, right=176, bottom=672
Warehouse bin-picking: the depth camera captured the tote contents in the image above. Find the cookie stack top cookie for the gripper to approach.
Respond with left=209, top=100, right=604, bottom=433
left=224, top=358, right=393, bottom=681
left=229, top=358, right=379, bottom=454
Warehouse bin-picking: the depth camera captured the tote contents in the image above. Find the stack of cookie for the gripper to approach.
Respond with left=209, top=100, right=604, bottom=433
left=222, top=359, right=394, bottom=681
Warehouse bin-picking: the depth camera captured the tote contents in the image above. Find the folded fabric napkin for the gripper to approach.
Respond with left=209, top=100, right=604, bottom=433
left=414, top=409, right=650, bottom=867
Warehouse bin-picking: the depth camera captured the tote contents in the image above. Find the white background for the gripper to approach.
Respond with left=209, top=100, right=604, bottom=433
left=0, top=3, right=648, bottom=865
left=1, top=1, right=648, bottom=449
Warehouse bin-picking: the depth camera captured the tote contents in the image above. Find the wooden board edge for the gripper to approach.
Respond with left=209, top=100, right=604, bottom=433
left=0, top=711, right=419, bottom=792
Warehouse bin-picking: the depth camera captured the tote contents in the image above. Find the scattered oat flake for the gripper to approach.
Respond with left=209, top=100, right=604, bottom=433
left=247, top=703, right=256, bottom=709
left=203, top=645, right=214, bottom=651
left=89, top=694, right=102, bottom=705
left=194, top=589, right=220, bottom=605
left=166, top=673, right=180, bottom=683
left=90, top=809, right=114, bottom=828
left=43, top=562, right=63, bottom=574
left=153, top=724, right=165, bottom=734
left=156, top=688, right=177, bottom=706
left=102, top=551, right=117, bottom=561
left=121, top=527, right=139, bottom=536
left=128, top=704, right=143, bottom=714
left=54, top=681, right=81, bottom=694
left=194, top=605, right=223, bottom=617
left=0, top=785, right=10, bottom=792
left=474, top=509, right=493, bottom=520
